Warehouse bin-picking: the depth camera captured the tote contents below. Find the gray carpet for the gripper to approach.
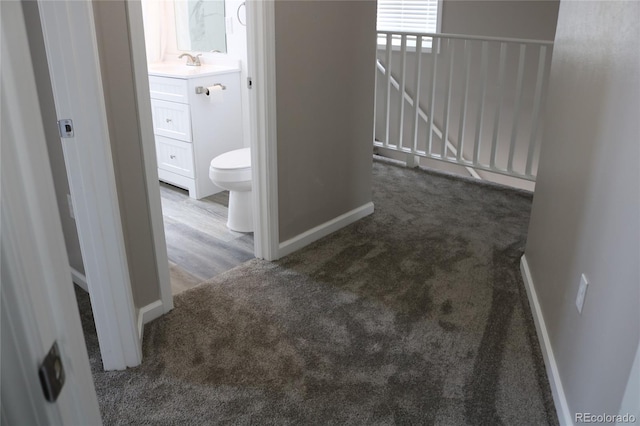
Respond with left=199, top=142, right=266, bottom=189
left=77, top=158, right=557, bottom=425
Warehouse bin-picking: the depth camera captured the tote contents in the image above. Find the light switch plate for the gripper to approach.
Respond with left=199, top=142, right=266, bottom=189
left=576, top=273, right=589, bottom=314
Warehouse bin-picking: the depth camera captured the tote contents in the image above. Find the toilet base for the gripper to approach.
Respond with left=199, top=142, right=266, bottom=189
left=227, top=190, right=253, bottom=233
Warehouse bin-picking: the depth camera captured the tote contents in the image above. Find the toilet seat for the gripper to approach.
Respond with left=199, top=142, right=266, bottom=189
left=210, top=147, right=250, bottom=170
left=209, top=148, right=251, bottom=183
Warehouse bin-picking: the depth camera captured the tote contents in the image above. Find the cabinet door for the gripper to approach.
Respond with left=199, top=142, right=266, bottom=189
left=151, top=99, right=192, bottom=142
left=155, top=136, right=195, bottom=178
left=149, top=76, right=188, bottom=103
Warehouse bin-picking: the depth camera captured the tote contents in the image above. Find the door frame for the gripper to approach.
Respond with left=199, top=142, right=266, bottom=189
left=246, top=0, right=280, bottom=260
left=126, top=0, right=281, bottom=262
left=1, top=1, right=102, bottom=422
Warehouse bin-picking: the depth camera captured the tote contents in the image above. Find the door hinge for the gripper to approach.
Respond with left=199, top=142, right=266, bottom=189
left=39, top=341, right=65, bottom=403
left=57, top=119, right=74, bottom=138
left=247, top=77, right=253, bottom=89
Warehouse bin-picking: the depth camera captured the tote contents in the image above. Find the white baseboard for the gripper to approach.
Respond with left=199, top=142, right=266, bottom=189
left=520, top=255, right=573, bottom=426
left=136, top=300, right=164, bottom=340
left=618, top=343, right=640, bottom=423
left=71, top=267, right=88, bottom=292
left=278, top=202, right=375, bottom=258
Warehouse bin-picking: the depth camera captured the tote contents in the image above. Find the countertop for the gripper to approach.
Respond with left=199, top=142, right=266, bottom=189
left=147, top=62, right=240, bottom=79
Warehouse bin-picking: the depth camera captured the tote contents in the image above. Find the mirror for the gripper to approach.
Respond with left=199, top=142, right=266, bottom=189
left=174, top=0, right=227, bottom=53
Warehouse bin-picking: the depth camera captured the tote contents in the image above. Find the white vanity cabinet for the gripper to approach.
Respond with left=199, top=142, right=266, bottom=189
left=148, top=65, right=243, bottom=199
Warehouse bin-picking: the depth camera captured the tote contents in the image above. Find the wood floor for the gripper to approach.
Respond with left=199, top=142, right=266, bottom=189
left=159, top=183, right=254, bottom=294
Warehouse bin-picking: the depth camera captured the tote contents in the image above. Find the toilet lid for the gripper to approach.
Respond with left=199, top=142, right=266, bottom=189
left=210, top=148, right=251, bottom=170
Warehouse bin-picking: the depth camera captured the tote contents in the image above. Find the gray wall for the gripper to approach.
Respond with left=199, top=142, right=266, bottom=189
left=275, top=0, right=377, bottom=242
left=525, top=0, right=639, bottom=416
left=22, top=2, right=85, bottom=276
left=93, top=0, right=161, bottom=308
left=441, top=0, right=559, bottom=40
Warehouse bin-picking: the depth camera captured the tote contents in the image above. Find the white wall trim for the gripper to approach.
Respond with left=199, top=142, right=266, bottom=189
left=520, top=255, right=573, bottom=426
left=279, top=202, right=375, bottom=259
left=70, top=267, right=88, bottom=293
left=125, top=0, right=174, bottom=314
left=617, top=343, right=640, bottom=424
left=137, top=300, right=165, bottom=338
left=247, top=0, right=280, bottom=261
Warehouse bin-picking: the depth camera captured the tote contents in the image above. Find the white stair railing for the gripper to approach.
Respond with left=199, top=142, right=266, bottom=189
left=374, top=31, right=553, bottom=181
left=375, top=60, right=481, bottom=179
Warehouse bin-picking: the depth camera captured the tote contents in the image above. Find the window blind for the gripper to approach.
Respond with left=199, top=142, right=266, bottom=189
left=377, top=0, right=440, bottom=48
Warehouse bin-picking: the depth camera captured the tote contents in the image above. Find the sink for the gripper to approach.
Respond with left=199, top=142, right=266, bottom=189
left=147, top=62, right=240, bottom=79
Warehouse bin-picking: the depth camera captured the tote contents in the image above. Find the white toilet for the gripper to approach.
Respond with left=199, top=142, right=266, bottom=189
left=209, top=148, right=253, bottom=233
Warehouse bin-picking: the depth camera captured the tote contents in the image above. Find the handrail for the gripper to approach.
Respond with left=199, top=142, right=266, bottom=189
left=377, top=30, right=554, bottom=46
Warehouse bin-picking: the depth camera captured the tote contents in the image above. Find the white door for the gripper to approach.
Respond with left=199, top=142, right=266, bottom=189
left=36, top=0, right=144, bottom=370
left=0, top=1, right=102, bottom=423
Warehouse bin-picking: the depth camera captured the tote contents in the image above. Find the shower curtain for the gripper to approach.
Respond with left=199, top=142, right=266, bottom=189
left=140, top=0, right=172, bottom=63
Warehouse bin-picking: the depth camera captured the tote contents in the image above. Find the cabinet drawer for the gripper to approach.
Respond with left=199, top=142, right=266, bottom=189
left=155, top=136, right=194, bottom=178
left=149, top=76, right=188, bottom=103
left=151, top=99, right=192, bottom=142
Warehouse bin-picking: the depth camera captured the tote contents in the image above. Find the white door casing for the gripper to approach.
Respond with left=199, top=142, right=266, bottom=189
left=246, top=0, right=280, bottom=260
left=1, top=1, right=102, bottom=423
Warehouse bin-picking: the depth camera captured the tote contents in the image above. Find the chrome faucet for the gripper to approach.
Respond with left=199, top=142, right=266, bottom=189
left=178, top=53, right=202, bottom=66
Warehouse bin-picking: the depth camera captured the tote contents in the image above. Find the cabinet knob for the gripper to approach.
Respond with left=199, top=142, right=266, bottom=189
left=165, top=118, right=172, bottom=123
left=170, top=155, right=176, bottom=159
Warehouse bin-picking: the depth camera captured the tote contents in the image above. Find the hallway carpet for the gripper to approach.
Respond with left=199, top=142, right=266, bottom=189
left=79, top=158, right=557, bottom=425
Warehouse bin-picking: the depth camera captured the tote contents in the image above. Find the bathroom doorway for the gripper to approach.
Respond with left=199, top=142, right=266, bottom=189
left=133, top=0, right=259, bottom=294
